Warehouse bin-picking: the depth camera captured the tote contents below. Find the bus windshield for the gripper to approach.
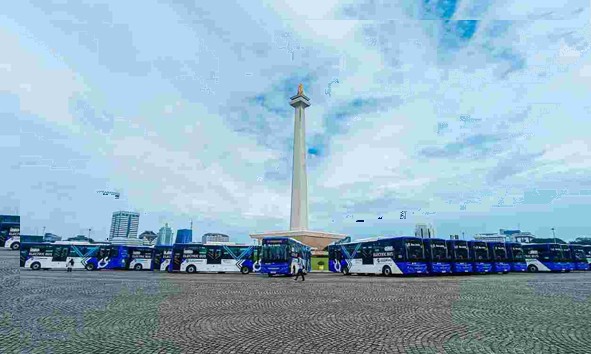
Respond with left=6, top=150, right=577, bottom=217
left=493, top=245, right=508, bottom=261
left=511, top=246, right=525, bottom=261
left=430, top=240, right=449, bottom=261
left=571, top=248, right=586, bottom=261
left=405, top=240, right=424, bottom=261
left=262, top=244, right=288, bottom=262
left=453, top=242, right=469, bottom=260
left=550, top=246, right=563, bottom=261
left=473, top=243, right=489, bottom=261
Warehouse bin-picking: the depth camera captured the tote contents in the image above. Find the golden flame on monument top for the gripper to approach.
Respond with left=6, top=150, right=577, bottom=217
left=297, top=83, right=304, bottom=95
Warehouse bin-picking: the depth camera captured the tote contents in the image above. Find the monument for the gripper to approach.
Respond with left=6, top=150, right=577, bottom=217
left=250, top=84, right=347, bottom=255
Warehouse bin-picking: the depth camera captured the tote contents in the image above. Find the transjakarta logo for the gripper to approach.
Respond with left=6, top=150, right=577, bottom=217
left=30, top=248, right=40, bottom=252
left=384, top=246, right=394, bottom=251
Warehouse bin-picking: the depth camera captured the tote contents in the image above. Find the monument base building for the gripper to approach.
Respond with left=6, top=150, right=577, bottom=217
left=250, top=230, right=346, bottom=256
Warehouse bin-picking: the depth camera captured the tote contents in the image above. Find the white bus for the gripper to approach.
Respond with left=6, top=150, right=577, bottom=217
left=20, top=241, right=114, bottom=271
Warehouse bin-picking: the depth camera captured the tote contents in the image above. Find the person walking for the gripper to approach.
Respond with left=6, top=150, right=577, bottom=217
left=294, top=254, right=305, bottom=282
left=66, top=259, right=74, bottom=272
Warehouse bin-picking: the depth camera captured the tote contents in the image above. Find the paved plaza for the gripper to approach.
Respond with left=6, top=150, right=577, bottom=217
left=1, top=250, right=590, bottom=354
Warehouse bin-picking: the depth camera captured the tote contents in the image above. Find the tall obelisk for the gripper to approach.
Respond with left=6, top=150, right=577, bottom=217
left=249, top=84, right=346, bottom=255
left=289, top=83, right=310, bottom=231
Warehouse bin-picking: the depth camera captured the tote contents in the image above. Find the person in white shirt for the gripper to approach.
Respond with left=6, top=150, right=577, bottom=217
left=294, top=254, right=305, bottom=281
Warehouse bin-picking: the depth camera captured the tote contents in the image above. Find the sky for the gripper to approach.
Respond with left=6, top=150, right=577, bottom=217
left=1, top=0, right=590, bottom=243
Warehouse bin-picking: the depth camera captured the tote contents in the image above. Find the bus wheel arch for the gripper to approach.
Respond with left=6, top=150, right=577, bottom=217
left=30, top=262, right=41, bottom=271
left=186, top=265, right=197, bottom=273
left=85, top=263, right=96, bottom=271
left=133, top=264, right=143, bottom=271
left=527, top=264, right=538, bottom=273
left=11, top=242, right=20, bottom=250
left=240, top=266, right=250, bottom=275
left=382, top=265, right=392, bottom=276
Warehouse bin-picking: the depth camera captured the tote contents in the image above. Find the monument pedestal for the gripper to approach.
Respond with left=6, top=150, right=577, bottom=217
left=250, top=230, right=346, bottom=255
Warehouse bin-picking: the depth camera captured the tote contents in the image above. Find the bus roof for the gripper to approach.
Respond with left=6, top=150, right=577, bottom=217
left=422, top=238, right=448, bottom=242
left=52, top=241, right=109, bottom=245
left=173, top=242, right=253, bottom=247
left=336, top=235, right=422, bottom=246
left=262, top=237, right=310, bottom=247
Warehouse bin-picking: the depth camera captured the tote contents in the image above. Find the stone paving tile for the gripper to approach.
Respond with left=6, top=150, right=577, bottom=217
left=2, top=250, right=590, bottom=354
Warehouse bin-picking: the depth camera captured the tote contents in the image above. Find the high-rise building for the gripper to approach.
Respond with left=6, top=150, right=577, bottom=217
left=176, top=229, right=192, bottom=244
left=157, top=223, right=174, bottom=246
left=202, top=233, right=229, bottom=244
left=109, top=211, right=140, bottom=239
left=414, top=223, right=436, bottom=239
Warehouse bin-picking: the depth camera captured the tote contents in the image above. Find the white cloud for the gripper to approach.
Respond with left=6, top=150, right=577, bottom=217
left=0, top=27, right=86, bottom=126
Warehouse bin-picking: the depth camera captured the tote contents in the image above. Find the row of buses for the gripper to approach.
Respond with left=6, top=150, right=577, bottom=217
left=19, top=236, right=591, bottom=276
left=20, top=237, right=311, bottom=276
left=327, top=237, right=591, bottom=275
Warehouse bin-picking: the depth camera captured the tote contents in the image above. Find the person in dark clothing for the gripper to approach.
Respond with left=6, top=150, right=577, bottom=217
left=294, top=255, right=305, bottom=281
left=66, top=259, right=74, bottom=272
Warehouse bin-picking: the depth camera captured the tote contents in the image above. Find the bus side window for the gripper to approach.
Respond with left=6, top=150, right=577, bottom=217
left=393, top=239, right=404, bottom=259
left=110, top=247, right=119, bottom=258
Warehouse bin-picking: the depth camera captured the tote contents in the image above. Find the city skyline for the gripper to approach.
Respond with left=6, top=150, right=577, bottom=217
left=3, top=1, right=590, bottom=243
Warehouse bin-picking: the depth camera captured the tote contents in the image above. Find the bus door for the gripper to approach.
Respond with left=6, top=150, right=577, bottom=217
left=153, top=249, right=163, bottom=270
left=52, top=245, right=69, bottom=268
left=361, top=243, right=373, bottom=268
left=207, top=247, right=222, bottom=271
left=171, top=248, right=183, bottom=272
left=20, top=246, right=29, bottom=267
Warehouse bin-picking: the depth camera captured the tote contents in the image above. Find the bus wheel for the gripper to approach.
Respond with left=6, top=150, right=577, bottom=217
left=85, top=263, right=96, bottom=271
left=342, top=267, right=350, bottom=276
left=527, top=265, right=538, bottom=273
left=382, top=266, right=392, bottom=276
left=186, top=265, right=196, bottom=273
left=240, top=266, right=250, bottom=275
left=134, top=264, right=143, bottom=271
left=31, top=262, right=41, bottom=271
left=11, top=242, right=20, bottom=251
left=267, top=274, right=273, bottom=277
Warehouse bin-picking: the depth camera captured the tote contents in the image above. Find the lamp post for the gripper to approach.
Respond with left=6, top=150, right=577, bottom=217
left=551, top=228, right=557, bottom=244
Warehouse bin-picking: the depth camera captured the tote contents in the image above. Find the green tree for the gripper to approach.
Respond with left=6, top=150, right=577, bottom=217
left=571, top=237, right=591, bottom=245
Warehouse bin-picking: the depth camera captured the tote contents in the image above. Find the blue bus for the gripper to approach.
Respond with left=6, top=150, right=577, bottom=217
left=446, top=240, right=473, bottom=273
left=523, top=243, right=573, bottom=272
left=328, top=236, right=428, bottom=276
left=584, top=246, right=591, bottom=270
left=505, top=242, right=527, bottom=272
left=125, top=246, right=154, bottom=271
left=153, top=245, right=173, bottom=271
left=261, top=237, right=310, bottom=277
left=468, top=241, right=493, bottom=273
left=20, top=242, right=126, bottom=271
left=0, top=215, right=20, bottom=250
left=168, top=243, right=260, bottom=274
left=487, top=242, right=511, bottom=274
left=423, top=238, right=452, bottom=274
left=568, top=244, right=589, bottom=271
